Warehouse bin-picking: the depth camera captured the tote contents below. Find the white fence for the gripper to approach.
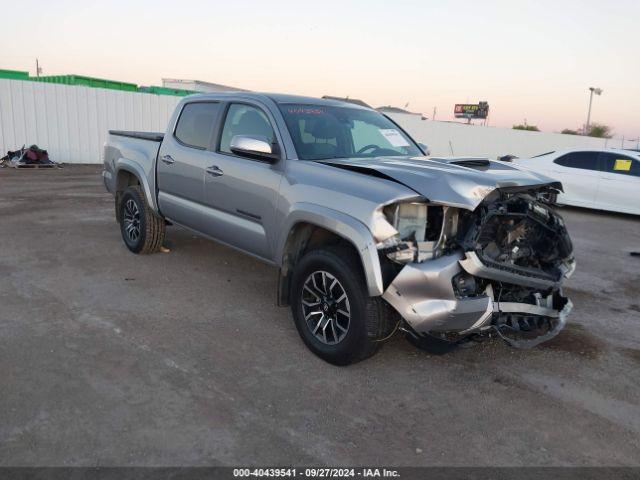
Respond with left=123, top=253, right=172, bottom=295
left=0, top=79, right=180, bottom=164
left=386, top=113, right=638, bottom=159
left=0, top=78, right=636, bottom=164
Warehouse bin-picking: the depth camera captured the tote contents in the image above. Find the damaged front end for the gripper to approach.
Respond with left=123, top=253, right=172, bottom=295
left=377, top=185, right=575, bottom=349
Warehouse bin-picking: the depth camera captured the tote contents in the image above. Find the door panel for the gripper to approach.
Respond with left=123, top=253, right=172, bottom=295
left=200, top=103, right=283, bottom=261
left=156, top=102, right=221, bottom=229
left=202, top=158, right=281, bottom=259
left=157, top=141, right=209, bottom=227
left=550, top=152, right=601, bottom=207
left=596, top=153, right=640, bottom=214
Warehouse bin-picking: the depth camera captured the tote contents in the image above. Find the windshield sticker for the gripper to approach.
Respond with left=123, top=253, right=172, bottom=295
left=379, top=129, right=410, bottom=147
left=613, top=159, right=632, bottom=171
left=287, top=106, right=327, bottom=115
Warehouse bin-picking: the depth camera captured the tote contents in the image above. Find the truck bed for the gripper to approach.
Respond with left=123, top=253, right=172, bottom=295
left=108, top=130, right=164, bottom=142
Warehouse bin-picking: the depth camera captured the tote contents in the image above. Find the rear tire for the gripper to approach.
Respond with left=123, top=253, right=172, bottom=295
left=118, top=185, right=165, bottom=254
left=290, top=246, right=395, bottom=365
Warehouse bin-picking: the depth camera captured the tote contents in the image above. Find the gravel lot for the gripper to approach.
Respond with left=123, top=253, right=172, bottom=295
left=1, top=165, right=639, bottom=466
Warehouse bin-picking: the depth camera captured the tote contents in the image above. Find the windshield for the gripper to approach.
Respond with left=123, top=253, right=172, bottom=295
left=278, top=104, right=422, bottom=160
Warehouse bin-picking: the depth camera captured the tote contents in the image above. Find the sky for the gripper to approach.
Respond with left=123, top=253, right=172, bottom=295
left=3, top=0, right=639, bottom=138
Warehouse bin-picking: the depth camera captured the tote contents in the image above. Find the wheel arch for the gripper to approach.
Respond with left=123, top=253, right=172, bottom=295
left=276, top=204, right=384, bottom=306
left=115, top=159, right=158, bottom=215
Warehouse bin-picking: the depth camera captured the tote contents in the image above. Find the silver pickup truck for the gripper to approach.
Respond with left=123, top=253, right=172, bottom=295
left=103, top=93, right=575, bottom=365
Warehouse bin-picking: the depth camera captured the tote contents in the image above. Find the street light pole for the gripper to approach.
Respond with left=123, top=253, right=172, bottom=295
left=584, top=87, right=602, bottom=135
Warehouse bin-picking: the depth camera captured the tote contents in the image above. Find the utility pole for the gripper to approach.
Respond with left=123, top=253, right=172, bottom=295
left=584, top=87, right=602, bottom=135
left=35, top=58, right=42, bottom=78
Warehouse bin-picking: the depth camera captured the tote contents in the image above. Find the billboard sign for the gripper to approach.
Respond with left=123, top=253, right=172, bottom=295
left=454, top=102, right=489, bottom=119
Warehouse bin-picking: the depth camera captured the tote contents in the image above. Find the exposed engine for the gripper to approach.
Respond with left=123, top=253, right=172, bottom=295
left=455, top=188, right=575, bottom=346
left=379, top=186, right=574, bottom=276
left=457, top=189, right=574, bottom=282
left=378, top=186, right=575, bottom=349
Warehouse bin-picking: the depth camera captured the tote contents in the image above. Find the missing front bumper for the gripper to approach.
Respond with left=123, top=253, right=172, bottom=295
left=382, top=251, right=493, bottom=332
left=381, top=251, right=572, bottom=346
left=492, top=296, right=572, bottom=348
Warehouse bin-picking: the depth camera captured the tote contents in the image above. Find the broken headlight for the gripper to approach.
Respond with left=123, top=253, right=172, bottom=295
left=375, top=201, right=444, bottom=264
left=377, top=235, right=417, bottom=263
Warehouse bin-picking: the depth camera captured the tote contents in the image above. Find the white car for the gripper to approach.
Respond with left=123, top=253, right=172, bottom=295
left=512, top=148, right=640, bottom=215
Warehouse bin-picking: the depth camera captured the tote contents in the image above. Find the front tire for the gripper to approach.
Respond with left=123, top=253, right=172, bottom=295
left=290, top=246, right=395, bottom=365
left=118, top=185, right=165, bottom=254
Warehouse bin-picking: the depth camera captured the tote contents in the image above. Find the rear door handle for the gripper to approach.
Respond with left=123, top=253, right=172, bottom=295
left=161, top=154, right=175, bottom=165
left=206, top=165, right=224, bottom=177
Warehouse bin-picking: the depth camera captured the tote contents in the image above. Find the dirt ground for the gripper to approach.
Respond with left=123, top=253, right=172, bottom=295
left=1, top=165, right=639, bottom=466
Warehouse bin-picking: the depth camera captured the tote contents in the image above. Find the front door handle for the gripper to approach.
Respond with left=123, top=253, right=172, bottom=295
left=206, top=165, right=224, bottom=177
left=161, top=154, right=175, bottom=165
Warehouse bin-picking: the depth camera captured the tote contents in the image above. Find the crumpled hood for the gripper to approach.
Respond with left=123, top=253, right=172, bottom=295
left=317, top=156, right=561, bottom=210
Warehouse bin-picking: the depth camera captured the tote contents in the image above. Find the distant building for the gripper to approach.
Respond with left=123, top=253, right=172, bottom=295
left=322, top=95, right=371, bottom=108
left=377, top=105, right=427, bottom=120
left=161, top=78, right=249, bottom=93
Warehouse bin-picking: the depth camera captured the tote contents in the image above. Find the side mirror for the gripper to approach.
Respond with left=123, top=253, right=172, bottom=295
left=230, top=135, right=278, bottom=162
left=418, top=143, right=431, bottom=156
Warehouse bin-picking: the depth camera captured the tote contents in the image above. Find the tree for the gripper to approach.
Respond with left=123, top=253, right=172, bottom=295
left=561, top=124, right=613, bottom=138
left=586, top=123, right=612, bottom=138
left=513, top=124, right=540, bottom=132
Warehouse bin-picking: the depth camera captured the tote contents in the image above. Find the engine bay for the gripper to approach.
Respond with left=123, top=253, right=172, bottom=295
left=378, top=186, right=575, bottom=348
left=457, top=191, right=574, bottom=282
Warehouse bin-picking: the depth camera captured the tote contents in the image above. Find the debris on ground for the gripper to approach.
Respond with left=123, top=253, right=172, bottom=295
left=0, top=145, right=61, bottom=168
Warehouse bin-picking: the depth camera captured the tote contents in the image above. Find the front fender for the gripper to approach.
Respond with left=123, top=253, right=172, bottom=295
left=276, top=203, right=384, bottom=297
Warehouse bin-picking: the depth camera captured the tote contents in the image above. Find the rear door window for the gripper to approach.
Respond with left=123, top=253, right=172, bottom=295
left=174, top=102, right=221, bottom=149
left=553, top=152, right=600, bottom=171
left=599, top=153, right=640, bottom=177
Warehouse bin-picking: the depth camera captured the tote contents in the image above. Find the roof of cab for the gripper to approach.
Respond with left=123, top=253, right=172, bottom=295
left=267, top=93, right=370, bottom=108
left=183, top=91, right=371, bottom=110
